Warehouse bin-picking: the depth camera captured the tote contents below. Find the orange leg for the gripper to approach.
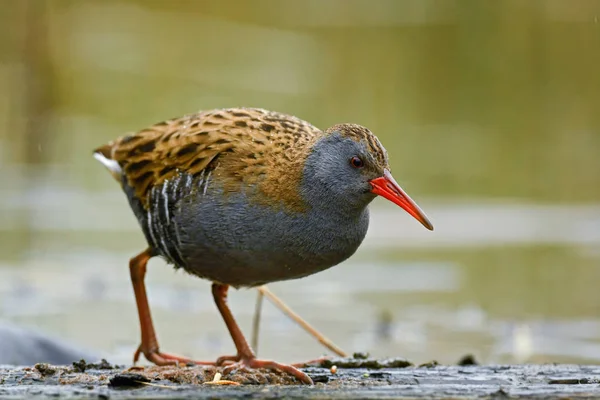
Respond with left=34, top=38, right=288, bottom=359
left=130, top=248, right=213, bottom=366
left=212, top=283, right=313, bottom=385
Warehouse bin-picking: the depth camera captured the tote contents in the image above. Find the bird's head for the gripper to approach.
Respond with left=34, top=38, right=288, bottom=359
left=302, top=123, right=433, bottom=231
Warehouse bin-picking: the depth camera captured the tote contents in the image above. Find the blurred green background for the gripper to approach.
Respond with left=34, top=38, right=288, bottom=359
left=1, top=0, right=599, bottom=366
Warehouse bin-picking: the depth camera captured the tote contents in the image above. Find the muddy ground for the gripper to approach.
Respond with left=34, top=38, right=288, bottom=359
left=2, top=356, right=600, bottom=399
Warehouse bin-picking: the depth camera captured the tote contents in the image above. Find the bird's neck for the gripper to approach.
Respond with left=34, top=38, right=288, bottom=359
left=292, top=199, right=370, bottom=271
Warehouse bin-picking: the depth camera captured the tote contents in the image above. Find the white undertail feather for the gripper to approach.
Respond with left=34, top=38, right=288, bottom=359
left=93, top=152, right=122, bottom=176
left=161, top=180, right=170, bottom=225
left=203, top=171, right=212, bottom=195
left=196, top=170, right=205, bottom=190
left=147, top=210, right=158, bottom=248
left=152, top=186, right=160, bottom=219
left=160, top=235, right=176, bottom=266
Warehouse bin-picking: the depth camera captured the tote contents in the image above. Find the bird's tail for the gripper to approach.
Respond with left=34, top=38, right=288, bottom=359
left=93, top=143, right=122, bottom=182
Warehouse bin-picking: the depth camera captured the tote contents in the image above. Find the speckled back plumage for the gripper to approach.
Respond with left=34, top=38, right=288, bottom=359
left=95, top=107, right=389, bottom=286
left=95, top=108, right=325, bottom=211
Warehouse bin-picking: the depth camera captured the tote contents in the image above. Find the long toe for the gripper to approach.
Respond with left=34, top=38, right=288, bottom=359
left=215, top=354, right=240, bottom=366
left=135, top=345, right=215, bottom=366
left=245, top=358, right=313, bottom=385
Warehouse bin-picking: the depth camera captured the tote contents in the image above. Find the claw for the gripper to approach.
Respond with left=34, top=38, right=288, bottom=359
left=134, top=344, right=214, bottom=367
left=220, top=356, right=313, bottom=385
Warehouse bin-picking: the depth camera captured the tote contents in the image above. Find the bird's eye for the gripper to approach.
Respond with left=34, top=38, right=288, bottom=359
left=350, top=156, right=364, bottom=168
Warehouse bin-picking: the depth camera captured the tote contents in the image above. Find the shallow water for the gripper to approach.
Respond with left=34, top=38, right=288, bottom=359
left=1, top=193, right=599, bottom=366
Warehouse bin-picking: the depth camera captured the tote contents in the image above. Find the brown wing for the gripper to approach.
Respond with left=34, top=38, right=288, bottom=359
left=94, top=108, right=322, bottom=210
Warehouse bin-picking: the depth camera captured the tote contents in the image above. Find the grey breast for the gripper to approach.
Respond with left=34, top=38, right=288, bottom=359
left=171, top=183, right=370, bottom=287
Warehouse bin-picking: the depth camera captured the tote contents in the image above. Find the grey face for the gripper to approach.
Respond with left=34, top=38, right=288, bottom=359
left=300, top=132, right=385, bottom=211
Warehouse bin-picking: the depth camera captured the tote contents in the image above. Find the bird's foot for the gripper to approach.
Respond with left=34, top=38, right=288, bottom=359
left=134, top=345, right=215, bottom=367
left=214, top=354, right=240, bottom=366
left=216, top=354, right=313, bottom=385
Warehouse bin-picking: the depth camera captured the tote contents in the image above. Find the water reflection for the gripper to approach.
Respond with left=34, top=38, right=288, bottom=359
left=1, top=202, right=599, bottom=365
